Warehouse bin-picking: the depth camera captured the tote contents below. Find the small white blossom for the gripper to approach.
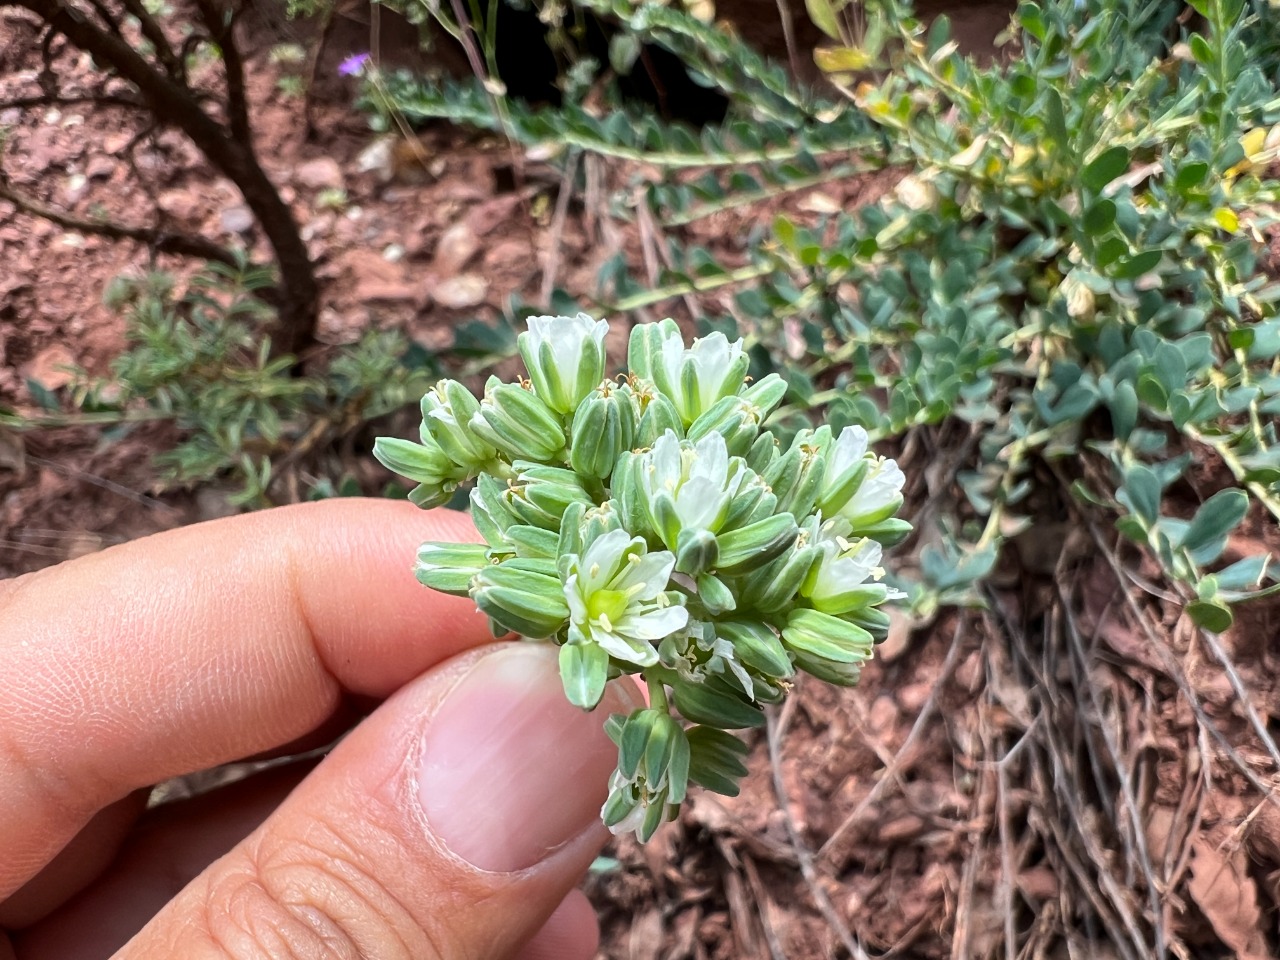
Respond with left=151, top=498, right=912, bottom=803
left=655, top=330, right=748, bottom=423
left=640, top=431, right=747, bottom=536
left=519, top=314, right=609, bottom=413
left=564, top=529, right=687, bottom=665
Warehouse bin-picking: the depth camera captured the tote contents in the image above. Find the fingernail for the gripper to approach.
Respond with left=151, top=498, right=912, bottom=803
left=419, top=643, right=637, bottom=872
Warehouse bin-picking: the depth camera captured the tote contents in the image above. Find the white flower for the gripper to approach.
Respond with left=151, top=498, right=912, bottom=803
left=802, top=533, right=904, bottom=613
left=519, top=313, right=609, bottom=413
left=838, top=457, right=905, bottom=527
left=563, top=529, right=688, bottom=665
left=654, top=331, right=748, bottom=424
left=639, top=431, right=747, bottom=538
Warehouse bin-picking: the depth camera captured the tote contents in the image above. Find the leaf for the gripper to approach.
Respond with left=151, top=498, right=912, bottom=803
left=805, top=0, right=842, bottom=41
left=1081, top=146, right=1130, bottom=193
left=1123, top=464, right=1161, bottom=524
left=1187, top=599, right=1233, bottom=633
left=1113, top=249, right=1162, bottom=279
left=1176, top=160, right=1209, bottom=192
left=1216, top=554, right=1269, bottom=591
left=1188, top=34, right=1214, bottom=67
left=1183, top=489, right=1249, bottom=558
left=1082, top=198, right=1117, bottom=236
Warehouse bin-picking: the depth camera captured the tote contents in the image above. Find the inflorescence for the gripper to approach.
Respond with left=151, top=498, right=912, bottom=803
left=375, top=315, right=909, bottom=841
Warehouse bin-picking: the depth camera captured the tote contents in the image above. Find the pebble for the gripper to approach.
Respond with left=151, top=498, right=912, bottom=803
left=432, top=273, right=488, bottom=308
left=294, top=156, right=344, bottom=191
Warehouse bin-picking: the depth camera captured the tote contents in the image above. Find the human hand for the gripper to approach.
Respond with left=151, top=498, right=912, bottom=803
left=0, top=499, right=640, bottom=959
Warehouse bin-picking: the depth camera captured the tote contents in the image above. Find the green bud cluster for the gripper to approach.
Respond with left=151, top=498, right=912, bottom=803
left=375, top=315, right=910, bottom=841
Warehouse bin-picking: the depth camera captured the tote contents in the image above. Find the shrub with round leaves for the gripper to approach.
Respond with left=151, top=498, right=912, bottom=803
left=375, top=315, right=910, bottom=841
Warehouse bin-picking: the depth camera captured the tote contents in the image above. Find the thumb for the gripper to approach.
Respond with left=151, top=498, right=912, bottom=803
left=116, top=643, right=639, bottom=960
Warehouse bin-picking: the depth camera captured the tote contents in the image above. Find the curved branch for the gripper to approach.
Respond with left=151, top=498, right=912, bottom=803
left=0, top=178, right=240, bottom=266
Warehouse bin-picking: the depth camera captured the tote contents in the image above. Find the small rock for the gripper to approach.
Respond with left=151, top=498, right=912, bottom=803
left=382, top=243, right=405, bottom=263
left=63, top=173, right=89, bottom=204
left=220, top=204, right=255, bottom=234
left=103, top=132, right=132, bottom=154
left=157, top=188, right=200, bottom=221
left=432, top=273, right=488, bottom=309
left=433, top=220, right=479, bottom=274
left=295, top=156, right=344, bottom=191
left=24, top=343, right=77, bottom=390
left=798, top=191, right=841, bottom=214
left=896, top=682, right=932, bottom=714
left=85, top=156, right=115, bottom=180
left=0, top=107, right=21, bottom=125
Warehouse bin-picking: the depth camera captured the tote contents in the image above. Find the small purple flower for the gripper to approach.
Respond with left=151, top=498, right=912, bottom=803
left=338, top=52, right=370, bottom=77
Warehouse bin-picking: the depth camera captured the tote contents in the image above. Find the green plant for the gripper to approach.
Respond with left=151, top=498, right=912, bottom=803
left=51, top=261, right=436, bottom=506
left=365, top=0, right=1280, bottom=630
left=376, top=315, right=910, bottom=840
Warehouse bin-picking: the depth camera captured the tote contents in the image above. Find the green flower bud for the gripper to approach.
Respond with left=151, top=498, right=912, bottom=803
left=518, top=313, right=608, bottom=414
left=686, top=725, right=750, bottom=796
left=421, top=379, right=496, bottom=470
left=504, top=524, right=560, bottom=560
left=687, top=395, right=761, bottom=458
left=470, top=382, right=567, bottom=463
left=740, top=541, right=819, bottom=613
left=626, top=317, right=678, bottom=383
left=695, top=573, right=736, bottom=616
left=714, top=513, right=799, bottom=574
left=765, top=438, right=825, bottom=519
left=503, top=463, right=595, bottom=530
left=634, top=386, right=684, bottom=448
left=472, top=558, right=569, bottom=638
left=745, top=432, right=780, bottom=475
left=790, top=648, right=864, bottom=686
left=372, top=435, right=465, bottom=508
left=857, top=517, right=914, bottom=547
left=671, top=674, right=765, bottom=729
left=470, top=474, right=519, bottom=544
left=781, top=608, right=874, bottom=664
left=740, top=373, right=789, bottom=416
left=603, top=707, right=690, bottom=841
left=716, top=619, right=794, bottom=680
left=674, top=527, right=719, bottom=576
left=570, top=383, right=636, bottom=479
left=414, top=540, right=489, bottom=596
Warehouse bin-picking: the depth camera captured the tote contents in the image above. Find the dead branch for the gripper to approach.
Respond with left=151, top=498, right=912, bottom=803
left=0, top=177, right=240, bottom=266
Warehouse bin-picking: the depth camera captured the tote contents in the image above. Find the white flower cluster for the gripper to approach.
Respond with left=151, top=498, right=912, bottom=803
left=376, top=315, right=909, bottom=841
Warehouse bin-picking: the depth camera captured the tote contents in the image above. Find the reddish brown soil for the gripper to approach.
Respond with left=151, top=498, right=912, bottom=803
left=6, top=2, right=1280, bottom=958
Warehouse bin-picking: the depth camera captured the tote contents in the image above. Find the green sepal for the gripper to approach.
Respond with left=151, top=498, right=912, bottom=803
left=675, top=527, right=719, bottom=576
left=857, top=517, right=914, bottom=547
left=560, top=642, right=609, bottom=709
left=696, top=573, right=737, bottom=615
left=791, top=648, right=864, bottom=686
left=717, top=619, right=793, bottom=679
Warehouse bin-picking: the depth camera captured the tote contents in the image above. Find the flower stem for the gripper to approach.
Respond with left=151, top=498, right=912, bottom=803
left=645, top=671, right=669, bottom=714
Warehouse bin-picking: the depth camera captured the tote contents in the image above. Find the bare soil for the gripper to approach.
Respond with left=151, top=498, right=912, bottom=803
left=6, top=3, right=1280, bottom=958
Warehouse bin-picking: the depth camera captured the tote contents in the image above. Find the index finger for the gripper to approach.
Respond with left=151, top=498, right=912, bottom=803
left=0, top=499, right=492, bottom=899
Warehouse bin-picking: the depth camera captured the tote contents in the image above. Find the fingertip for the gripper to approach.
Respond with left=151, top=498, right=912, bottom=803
left=516, top=888, right=600, bottom=960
